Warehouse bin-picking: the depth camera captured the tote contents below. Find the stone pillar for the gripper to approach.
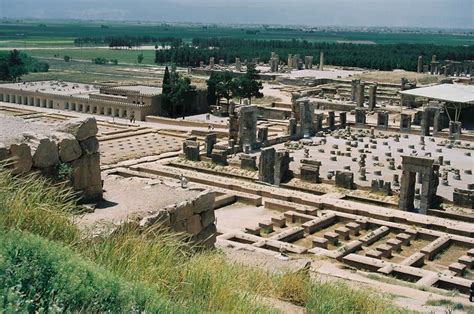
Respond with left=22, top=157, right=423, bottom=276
left=259, top=147, right=275, bottom=184
left=205, top=133, right=217, bottom=157
left=287, top=116, right=296, bottom=135
left=183, top=139, right=200, bottom=161
left=319, top=52, right=324, bottom=71
left=420, top=110, right=430, bottom=136
left=449, top=121, right=461, bottom=139
left=327, top=111, right=335, bottom=131
left=368, top=84, right=377, bottom=111
left=399, top=170, right=416, bottom=211
left=400, top=113, right=411, bottom=132
left=417, top=56, right=423, bottom=73
left=228, top=114, right=239, bottom=142
left=304, top=56, right=313, bottom=69
left=299, top=100, right=313, bottom=137
left=288, top=54, right=293, bottom=69
left=356, top=82, right=365, bottom=107
left=238, top=105, right=257, bottom=149
left=355, top=108, right=366, bottom=127
left=257, top=127, right=268, bottom=144
left=339, top=112, right=347, bottom=129
left=351, top=79, right=360, bottom=102
left=274, top=149, right=292, bottom=186
left=432, top=109, right=441, bottom=136
left=314, top=113, right=324, bottom=133
left=377, top=111, right=389, bottom=130
left=209, top=57, right=215, bottom=70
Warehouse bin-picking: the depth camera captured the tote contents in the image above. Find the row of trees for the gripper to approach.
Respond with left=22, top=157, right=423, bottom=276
left=162, top=66, right=196, bottom=118
left=156, top=38, right=474, bottom=71
left=207, top=64, right=263, bottom=106
left=0, top=50, right=49, bottom=82
left=74, top=36, right=183, bottom=49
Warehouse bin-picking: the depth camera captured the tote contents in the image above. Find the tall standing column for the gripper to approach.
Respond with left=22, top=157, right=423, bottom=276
left=319, top=52, right=324, bottom=71
left=356, top=82, right=365, bottom=107
left=417, top=56, right=423, bottom=73
left=368, top=84, right=377, bottom=111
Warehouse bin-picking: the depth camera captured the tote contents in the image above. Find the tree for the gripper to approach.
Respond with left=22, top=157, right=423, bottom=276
left=64, top=55, right=71, bottom=62
left=0, top=50, right=28, bottom=82
left=137, top=53, right=144, bottom=64
left=239, top=64, right=263, bottom=105
left=206, top=71, right=220, bottom=107
left=216, top=71, right=235, bottom=104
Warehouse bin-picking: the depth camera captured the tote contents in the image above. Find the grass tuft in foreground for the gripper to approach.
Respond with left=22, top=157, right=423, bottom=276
left=0, top=167, right=406, bottom=313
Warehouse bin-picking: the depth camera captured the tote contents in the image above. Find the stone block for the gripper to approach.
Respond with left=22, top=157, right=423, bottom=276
left=8, top=143, right=32, bottom=174
left=258, top=221, right=274, bottom=234
left=458, top=255, right=473, bottom=269
left=58, top=137, right=82, bottom=162
left=186, top=214, right=203, bottom=236
left=31, top=137, right=59, bottom=168
left=366, top=249, right=383, bottom=259
left=386, top=238, right=403, bottom=252
left=448, top=262, right=466, bottom=276
left=200, top=209, right=215, bottom=228
left=192, top=191, right=215, bottom=214
left=324, top=231, right=339, bottom=245
left=335, top=171, right=355, bottom=189
left=240, top=154, right=257, bottom=170
left=396, top=233, right=412, bottom=246
left=312, top=237, right=328, bottom=249
left=79, top=137, right=100, bottom=155
left=375, top=244, right=393, bottom=258
left=271, top=215, right=286, bottom=228
left=71, top=152, right=102, bottom=202
left=345, top=222, right=360, bottom=236
left=245, top=225, right=261, bottom=236
left=335, top=226, right=350, bottom=240
left=60, top=117, right=98, bottom=141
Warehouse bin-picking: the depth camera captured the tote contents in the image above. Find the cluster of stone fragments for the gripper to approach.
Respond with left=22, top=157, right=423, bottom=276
left=0, top=117, right=102, bottom=203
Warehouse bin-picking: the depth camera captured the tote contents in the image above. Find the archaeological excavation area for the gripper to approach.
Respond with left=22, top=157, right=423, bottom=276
left=0, top=53, right=473, bottom=309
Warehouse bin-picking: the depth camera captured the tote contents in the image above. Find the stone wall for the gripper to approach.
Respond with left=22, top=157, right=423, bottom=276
left=0, top=117, right=103, bottom=203
left=139, top=190, right=217, bottom=247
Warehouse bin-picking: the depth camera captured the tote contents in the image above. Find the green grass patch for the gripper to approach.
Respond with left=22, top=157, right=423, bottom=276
left=0, top=166, right=406, bottom=312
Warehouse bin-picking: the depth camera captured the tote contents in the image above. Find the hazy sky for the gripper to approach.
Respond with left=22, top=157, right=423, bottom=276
left=1, top=0, right=473, bottom=29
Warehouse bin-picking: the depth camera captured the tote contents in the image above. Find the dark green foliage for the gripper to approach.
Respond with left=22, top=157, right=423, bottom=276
left=0, top=50, right=48, bottom=81
left=92, top=57, right=108, bottom=64
left=0, top=229, right=181, bottom=312
left=216, top=71, right=236, bottom=104
left=137, top=53, right=144, bottom=64
left=206, top=65, right=263, bottom=105
left=63, top=55, right=71, bottom=62
left=238, top=64, right=263, bottom=105
left=206, top=71, right=219, bottom=107
left=156, top=38, right=474, bottom=71
left=161, top=68, right=196, bottom=117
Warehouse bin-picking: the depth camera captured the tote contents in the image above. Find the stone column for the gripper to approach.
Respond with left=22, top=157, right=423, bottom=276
left=327, top=111, right=335, bottom=131
left=319, top=52, right=324, bottom=71
left=351, top=79, right=360, bottom=102
left=205, top=133, right=217, bottom=157
left=238, top=105, right=257, bottom=149
left=417, top=56, right=423, bottom=73
left=356, top=82, right=365, bottom=107
left=314, top=113, right=324, bottom=133
left=209, top=57, right=215, bottom=70
left=274, top=149, right=292, bottom=186
left=400, top=113, right=412, bottom=132
left=420, top=110, right=430, bottom=136
left=355, top=109, right=366, bottom=127
left=399, top=170, right=416, bottom=211
left=299, top=100, right=314, bottom=137
left=377, top=111, right=389, bottom=130
left=257, top=127, right=268, bottom=144
left=339, top=112, right=347, bottom=129
left=259, top=147, right=275, bottom=184
left=368, top=84, right=377, bottom=111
